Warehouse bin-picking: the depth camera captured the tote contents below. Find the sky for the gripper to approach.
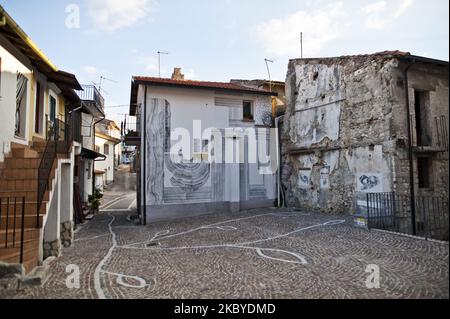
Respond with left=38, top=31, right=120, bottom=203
left=1, top=0, right=448, bottom=124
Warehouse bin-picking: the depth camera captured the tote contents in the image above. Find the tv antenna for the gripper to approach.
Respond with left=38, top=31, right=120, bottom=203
left=300, top=32, right=304, bottom=58
left=99, top=76, right=117, bottom=94
left=157, top=51, right=169, bottom=78
left=264, top=58, right=274, bottom=92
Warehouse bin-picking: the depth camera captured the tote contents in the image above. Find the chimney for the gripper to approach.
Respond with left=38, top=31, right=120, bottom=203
left=171, top=68, right=185, bottom=81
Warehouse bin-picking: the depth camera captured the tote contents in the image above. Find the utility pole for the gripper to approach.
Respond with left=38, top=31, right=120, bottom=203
left=157, top=51, right=169, bottom=78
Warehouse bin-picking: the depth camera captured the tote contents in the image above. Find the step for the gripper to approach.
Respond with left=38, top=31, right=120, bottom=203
left=0, top=215, right=45, bottom=230
left=0, top=239, right=39, bottom=262
left=0, top=235, right=39, bottom=250
left=0, top=242, right=40, bottom=273
left=0, top=190, right=50, bottom=202
left=0, top=228, right=40, bottom=244
left=0, top=166, right=57, bottom=181
left=3, top=158, right=41, bottom=169
left=0, top=200, right=48, bottom=215
left=11, top=148, right=40, bottom=159
left=0, top=180, right=38, bottom=192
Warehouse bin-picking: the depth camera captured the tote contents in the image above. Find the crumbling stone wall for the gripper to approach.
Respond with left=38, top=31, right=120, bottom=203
left=282, top=54, right=448, bottom=215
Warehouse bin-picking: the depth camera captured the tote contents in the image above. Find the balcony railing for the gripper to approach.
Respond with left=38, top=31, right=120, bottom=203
left=122, top=115, right=141, bottom=145
left=75, top=85, right=105, bottom=112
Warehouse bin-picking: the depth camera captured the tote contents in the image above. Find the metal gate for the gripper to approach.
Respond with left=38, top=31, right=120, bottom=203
left=367, top=192, right=449, bottom=241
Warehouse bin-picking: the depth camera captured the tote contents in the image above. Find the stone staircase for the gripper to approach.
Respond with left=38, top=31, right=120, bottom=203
left=0, top=140, right=66, bottom=275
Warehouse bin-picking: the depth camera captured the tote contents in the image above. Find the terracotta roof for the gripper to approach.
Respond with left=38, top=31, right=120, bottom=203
left=132, top=76, right=277, bottom=96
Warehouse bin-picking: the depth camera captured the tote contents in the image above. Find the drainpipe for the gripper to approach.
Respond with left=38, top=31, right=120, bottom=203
left=404, top=60, right=417, bottom=236
left=92, top=113, right=106, bottom=196
left=142, top=86, right=148, bottom=225
left=275, top=115, right=284, bottom=208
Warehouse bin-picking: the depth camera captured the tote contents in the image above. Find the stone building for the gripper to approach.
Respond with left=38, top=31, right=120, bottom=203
left=281, top=51, right=449, bottom=222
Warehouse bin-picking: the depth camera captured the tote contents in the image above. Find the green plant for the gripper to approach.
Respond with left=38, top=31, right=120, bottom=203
left=89, top=187, right=104, bottom=211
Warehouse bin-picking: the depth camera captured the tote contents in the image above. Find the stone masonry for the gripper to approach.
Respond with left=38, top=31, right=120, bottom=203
left=281, top=51, right=449, bottom=221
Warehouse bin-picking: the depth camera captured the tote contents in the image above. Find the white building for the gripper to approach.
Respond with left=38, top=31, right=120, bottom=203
left=94, top=119, right=122, bottom=188
left=0, top=6, right=82, bottom=272
left=128, top=68, right=278, bottom=223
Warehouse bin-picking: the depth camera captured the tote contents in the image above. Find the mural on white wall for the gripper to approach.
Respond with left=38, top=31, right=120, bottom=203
left=357, top=173, right=383, bottom=193
left=298, top=170, right=311, bottom=189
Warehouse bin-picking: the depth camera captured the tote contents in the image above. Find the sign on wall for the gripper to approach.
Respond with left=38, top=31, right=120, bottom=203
left=298, top=169, right=311, bottom=189
left=356, top=173, right=383, bottom=193
left=320, top=166, right=330, bottom=190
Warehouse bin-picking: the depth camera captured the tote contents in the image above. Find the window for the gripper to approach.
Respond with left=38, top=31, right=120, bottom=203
left=49, top=96, right=57, bottom=123
left=414, top=90, right=431, bottom=146
left=95, top=145, right=100, bottom=153
left=417, top=157, right=432, bottom=189
left=15, top=72, right=28, bottom=138
left=104, top=144, right=110, bottom=156
left=243, top=101, right=254, bottom=121
left=35, top=82, right=44, bottom=134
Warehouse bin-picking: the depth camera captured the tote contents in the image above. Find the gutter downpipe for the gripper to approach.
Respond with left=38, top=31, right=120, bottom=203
left=275, top=115, right=284, bottom=208
left=142, top=86, right=148, bottom=226
left=92, top=112, right=106, bottom=196
left=404, top=59, right=417, bottom=236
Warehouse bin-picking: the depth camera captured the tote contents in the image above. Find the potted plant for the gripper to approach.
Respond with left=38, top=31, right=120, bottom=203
left=88, top=188, right=104, bottom=214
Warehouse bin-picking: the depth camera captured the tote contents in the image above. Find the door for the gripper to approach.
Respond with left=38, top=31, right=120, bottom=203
left=49, top=96, right=57, bottom=123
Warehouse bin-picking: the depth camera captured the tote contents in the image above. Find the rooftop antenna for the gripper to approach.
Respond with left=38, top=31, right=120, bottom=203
left=300, top=32, right=304, bottom=59
left=99, top=76, right=117, bottom=94
left=157, top=51, right=169, bottom=78
left=264, top=58, right=274, bottom=92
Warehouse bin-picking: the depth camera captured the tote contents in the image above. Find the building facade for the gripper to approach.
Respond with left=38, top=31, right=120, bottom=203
left=128, top=69, right=278, bottom=223
left=95, top=119, right=122, bottom=188
left=281, top=52, right=449, bottom=231
left=0, top=6, right=82, bottom=273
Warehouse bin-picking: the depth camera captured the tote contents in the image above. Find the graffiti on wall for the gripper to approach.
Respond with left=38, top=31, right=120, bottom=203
left=298, top=170, right=311, bottom=189
left=357, top=173, right=383, bottom=193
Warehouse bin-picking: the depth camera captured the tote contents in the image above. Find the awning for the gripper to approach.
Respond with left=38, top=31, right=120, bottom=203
left=80, top=148, right=106, bottom=160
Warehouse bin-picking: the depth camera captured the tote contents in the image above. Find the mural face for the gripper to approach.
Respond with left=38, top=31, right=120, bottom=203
left=357, top=173, right=383, bottom=193
left=298, top=170, right=311, bottom=189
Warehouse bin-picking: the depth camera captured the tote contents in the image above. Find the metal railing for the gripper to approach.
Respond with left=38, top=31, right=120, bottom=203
left=122, top=115, right=141, bottom=140
left=75, top=85, right=105, bottom=111
left=37, top=119, right=72, bottom=227
left=367, top=192, right=449, bottom=241
left=0, top=197, right=26, bottom=264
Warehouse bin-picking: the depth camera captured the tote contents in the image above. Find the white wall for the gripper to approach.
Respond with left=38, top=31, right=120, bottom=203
left=142, top=86, right=277, bottom=208
left=95, top=135, right=116, bottom=183
left=0, top=36, right=33, bottom=161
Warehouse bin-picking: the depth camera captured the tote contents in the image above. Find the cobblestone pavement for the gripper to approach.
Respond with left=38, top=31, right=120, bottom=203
left=2, top=208, right=448, bottom=299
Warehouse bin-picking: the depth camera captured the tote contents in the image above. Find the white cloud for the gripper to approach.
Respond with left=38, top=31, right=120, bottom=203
left=83, top=66, right=98, bottom=76
left=395, top=0, right=414, bottom=18
left=255, top=2, right=346, bottom=57
left=87, top=0, right=156, bottom=32
left=363, top=0, right=414, bottom=30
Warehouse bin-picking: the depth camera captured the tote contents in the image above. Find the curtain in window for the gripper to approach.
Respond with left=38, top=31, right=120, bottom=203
left=15, top=72, right=28, bottom=136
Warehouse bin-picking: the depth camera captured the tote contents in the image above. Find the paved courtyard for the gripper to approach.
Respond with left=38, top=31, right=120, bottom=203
left=2, top=208, right=449, bottom=299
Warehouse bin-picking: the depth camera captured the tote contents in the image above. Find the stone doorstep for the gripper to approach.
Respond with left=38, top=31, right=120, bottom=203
left=0, top=256, right=57, bottom=291
left=0, top=262, right=25, bottom=291
left=19, top=256, right=56, bottom=288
